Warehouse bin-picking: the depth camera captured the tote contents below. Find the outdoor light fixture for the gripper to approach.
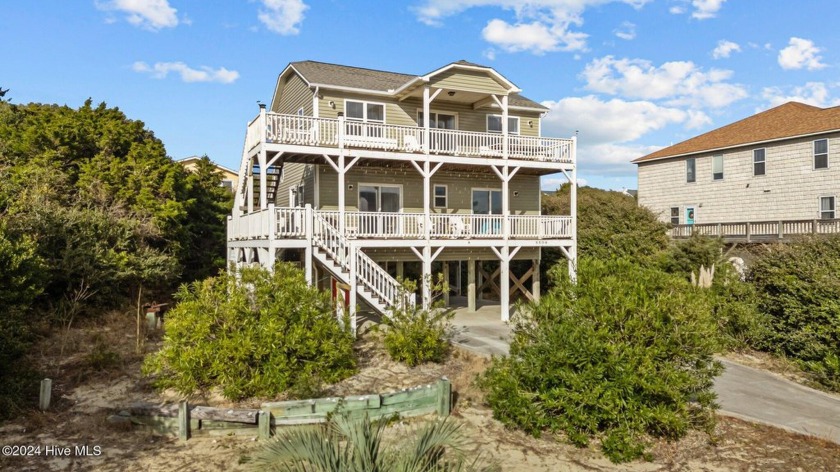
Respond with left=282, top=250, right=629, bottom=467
left=329, top=100, right=335, bottom=108
left=448, top=91, right=455, bottom=97
left=528, top=120, right=533, bottom=127
left=348, top=184, right=354, bottom=190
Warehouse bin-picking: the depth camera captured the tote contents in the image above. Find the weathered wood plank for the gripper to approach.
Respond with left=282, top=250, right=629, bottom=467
left=178, top=401, right=190, bottom=442
left=380, top=385, right=437, bottom=406
left=127, top=402, right=259, bottom=424
left=437, top=378, right=451, bottom=416
left=258, top=410, right=270, bottom=440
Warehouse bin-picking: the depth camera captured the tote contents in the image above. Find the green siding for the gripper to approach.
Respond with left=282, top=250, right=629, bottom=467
left=273, top=74, right=312, bottom=115
left=314, top=93, right=541, bottom=137
left=276, top=163, right=315, bottom=206
left=316, top=166, right=540, bottom=215
left=428, top=69, right=508, bottom=95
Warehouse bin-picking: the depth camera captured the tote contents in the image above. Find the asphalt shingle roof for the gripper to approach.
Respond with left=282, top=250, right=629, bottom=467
left=288, top=60, right=547, bottom=111
left=634, top=102, right=840, bottom=163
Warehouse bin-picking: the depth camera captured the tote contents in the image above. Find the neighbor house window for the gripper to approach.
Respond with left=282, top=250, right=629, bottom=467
left=670, top=207, right=680, bottom=225
left=814, top=139, right=829, bottom=169
left=753, top=149, right=766, bottom=176
left=487, top=115, right=519, bottom=134
left=433, top=185, right=447, bottom=208
left=686, top=158, right=696, bottom=183
left=820, top=196, right=835, bottom=219
left=221, top=180, right=233, bottom=191
left=712, top=154, right=724, bottom=180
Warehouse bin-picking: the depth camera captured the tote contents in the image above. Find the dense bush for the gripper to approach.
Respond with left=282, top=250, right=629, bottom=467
left=480, top=259, right=722, bottom=463
left=0, top=227, right=45, bottom=419
left=659, top=234, right=724, bottom=278
left=709, top=265, right=771, bottom=350
left=382, top=278, right=453, bottom=367
left=541, top=186, right=668, bottom=278
left=750, top=236, right=840, bottom=390
left=143, top=264, right=356, bottom=400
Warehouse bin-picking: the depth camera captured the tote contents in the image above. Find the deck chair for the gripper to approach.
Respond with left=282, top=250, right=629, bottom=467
left=449, top=215, right=467, bottom=238
left=404, top=134, right=422, bottom=152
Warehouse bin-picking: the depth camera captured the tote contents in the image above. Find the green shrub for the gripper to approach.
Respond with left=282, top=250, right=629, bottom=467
left=749, top=236, right=840, bottom=390
left=479, top=258, right=722, bottom=463
left=382, top=277, right=453, bottom=367
left=541, top=187, right=669, bottom=285
left=710, top=265, right=771, bottom=350
left=659, top=234, right=724, bottom=278
left=143, top=264, right=356, bottom=400
left=0, top=226, right=45, bottom=419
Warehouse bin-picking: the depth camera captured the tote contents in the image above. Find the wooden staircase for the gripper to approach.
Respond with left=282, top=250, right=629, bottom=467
left=310, top=213, right=413, bottom=317
left=251, top=164, right=282, bottom=208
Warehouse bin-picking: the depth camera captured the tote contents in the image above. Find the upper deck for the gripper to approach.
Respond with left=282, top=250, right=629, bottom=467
left=245, top=113, right=574, bottom=166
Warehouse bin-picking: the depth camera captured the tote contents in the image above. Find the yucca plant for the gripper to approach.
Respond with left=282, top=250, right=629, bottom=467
left=250, top=414, right=497, bottom=472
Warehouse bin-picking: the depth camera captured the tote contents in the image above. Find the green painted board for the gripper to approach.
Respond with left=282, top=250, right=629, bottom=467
left=380, top=386, right=437, bottom=406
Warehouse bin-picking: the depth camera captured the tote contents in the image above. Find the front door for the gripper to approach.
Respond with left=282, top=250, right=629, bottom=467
left=359, top=185, right=401, bottom=235
left=685, top=207, right=696, bottom=225
left=472, top=189, right=502, bottom=235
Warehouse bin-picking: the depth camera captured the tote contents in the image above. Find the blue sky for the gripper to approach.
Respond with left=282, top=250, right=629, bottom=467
left=2, top=1, right=838, bottom=191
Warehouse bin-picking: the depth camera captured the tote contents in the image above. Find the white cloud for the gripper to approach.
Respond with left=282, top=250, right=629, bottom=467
left=778, top=37, right=826, bottom=71
left=540, top=95, right=693, bottom=145
left=132, top=61, right=240, bottom=84
left=762, top=82, right=840, bottom=108
left=580, top=55, right=747, bottom=108
left=614, top=21, right=636, bottom=41
left=668, top=5, right=685, bottom=14
left=258, top=0, right=308, bottom=35
left=413, top=0, right=653, bottom=54
left=691, top=0, right=726, bottom=19
left=712, top=40, right=740, bottom=59
left=96, top=0, right=179, bottom=30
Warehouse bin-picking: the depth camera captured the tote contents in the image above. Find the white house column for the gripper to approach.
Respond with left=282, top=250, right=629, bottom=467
left=246, top=159, right=255, bottom=213
left=532, top=259, right=541, bottom=301
left=570, top=135, right=578, bottom=283
left=500, top=247, right=510, bottom=321
left=258, top=104, right=268, bottom=209
left=348, top=242, right=358, bottom=335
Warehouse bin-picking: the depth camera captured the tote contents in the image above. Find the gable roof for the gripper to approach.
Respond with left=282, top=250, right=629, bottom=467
left=282, top=60, right=547, bottom=111
left=634, top=102, right=840, bottom=163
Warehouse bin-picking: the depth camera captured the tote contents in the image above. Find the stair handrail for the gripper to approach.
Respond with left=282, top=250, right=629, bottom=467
left=311, top=212, right=413, bottom=311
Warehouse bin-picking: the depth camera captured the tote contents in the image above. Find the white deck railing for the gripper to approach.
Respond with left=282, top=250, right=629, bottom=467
left=248, top=113, right=574, bottom=163
left=671, top=218, right=840, bottom=241
left=231, top=208, right=572, bottom=241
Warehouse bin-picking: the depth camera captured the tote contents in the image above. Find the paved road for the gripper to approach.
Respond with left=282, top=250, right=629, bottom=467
left=450, top=310, right=840, bottom=444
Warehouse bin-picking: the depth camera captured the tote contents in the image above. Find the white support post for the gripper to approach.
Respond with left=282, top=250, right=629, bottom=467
left=569, top=135, right=578, bottom=283
left=258, top=104, right=268, bottom=209
left=338, top=152, right=346, bottom=234
left=312, top=86, right=319, bottom=119
left=423, top=161, right=431, bottom=240
left=532, top=259, right=541, bottom=301
left=501, top=95, right=509, bottom=159
left=348, top=242, right=357, bottom=335
left=267, top=203, right=276, bottom=271
left=396, top=261, right=404, bottom=280
left=500, top=247, right=510, bottom=322
left=304, top=204, right=313, bottom=285
left=423, top=87, right=431, bottom=155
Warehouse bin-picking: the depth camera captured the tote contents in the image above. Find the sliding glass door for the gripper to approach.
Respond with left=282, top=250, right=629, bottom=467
left=359, top=185, right=401, bottom=235
left=472, top=189, right=502, bottom=235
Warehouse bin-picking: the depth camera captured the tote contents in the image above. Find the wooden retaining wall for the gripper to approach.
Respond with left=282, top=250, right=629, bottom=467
left=117, top=378, right=451, bottom=441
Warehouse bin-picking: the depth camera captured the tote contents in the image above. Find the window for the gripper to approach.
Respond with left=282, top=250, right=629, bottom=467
left=288, top=185, right=304, bottom=207
left=752, top=149, right=766, bottom=176
left=417, top=111, right=456, bottom=130
left=820, top=196, right=835, bottom=219
left=433, top=185, right=447, bottom=208
left=670, top=207, right=680, bottom=225
left=220, top=179, right=233, bottom=191
left=487, top=115, right=519, bottom=134
left=686, top=158, right=696, bottom=183
left=297, top=107, right=304, bottom=116
left=712, top=154, right=724, bottom=180
left=814, top=139, right=829, bottom=169
left=345, top=100, right=385, bottom=137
